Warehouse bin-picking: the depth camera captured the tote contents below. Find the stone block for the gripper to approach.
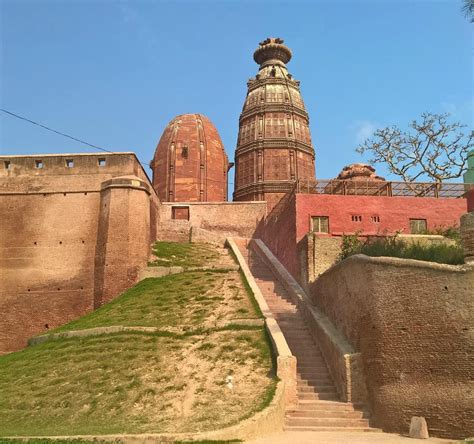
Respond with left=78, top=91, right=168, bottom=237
left=409, top=416, right=429, bottom=439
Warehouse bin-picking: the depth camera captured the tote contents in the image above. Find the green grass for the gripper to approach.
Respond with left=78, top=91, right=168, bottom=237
left=339, top=233, right=465, bottom=265
left=0, top=441, right=241, bottom=444
left=51, top=271, right=259, bottom=333
left=1, top=243, right=276, bottom=436
left=149, top=242, right=221, bottom=268
left=0, top=441, right=123, bottom=444
left=0, top=330, right=274, bottom=435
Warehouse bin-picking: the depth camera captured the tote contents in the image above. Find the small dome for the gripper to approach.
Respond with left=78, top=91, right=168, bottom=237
left=336, top=163, right=385, bottom=181
left=151, top=114, right=230, bottom=202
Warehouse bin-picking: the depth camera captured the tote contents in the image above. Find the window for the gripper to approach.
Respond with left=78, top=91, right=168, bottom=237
left=66, top=159, right=74, bottom=168
left=370, top=216, right=380, bottom=223
left=172, top=206, right=190, bottom=220
left=410, top=219, right=427, bottom=234
left=35, top=160, right=43, bottom=169
left=351, top=215, right=362, bottom=222
left=311, top=216, right=329, bottom=233
left=98, top=158, right=106, bottom=167
left=4, top=161, right=10, bottom=170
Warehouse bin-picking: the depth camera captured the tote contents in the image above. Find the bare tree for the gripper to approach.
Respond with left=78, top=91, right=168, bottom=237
left=462, top=0, right=473, bottom=22
left=356, top=112, right=473, bottom=183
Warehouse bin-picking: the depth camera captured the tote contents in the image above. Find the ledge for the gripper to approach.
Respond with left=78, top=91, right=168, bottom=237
left=324, top=254, right=473, bottom=275
left=28, top=320, right=265, bottom=347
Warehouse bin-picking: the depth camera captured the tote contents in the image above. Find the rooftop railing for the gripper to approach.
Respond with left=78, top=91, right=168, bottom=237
left=295, top=179, right=474, bottom=199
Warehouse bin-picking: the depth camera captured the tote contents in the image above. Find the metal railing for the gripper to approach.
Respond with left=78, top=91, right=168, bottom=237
left=294, top=179, right=474, bottom=198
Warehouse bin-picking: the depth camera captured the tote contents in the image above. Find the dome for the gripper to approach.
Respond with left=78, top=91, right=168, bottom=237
left=336, top=163, right=385, bottom=181
left=151, top=114, right=230, bottom=202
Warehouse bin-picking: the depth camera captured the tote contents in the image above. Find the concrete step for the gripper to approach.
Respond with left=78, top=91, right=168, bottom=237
left=287, top=409, right=368, bottom=419
left=297, top=385, right=336, bottom=394
left=297, top=392, right=339, bottom=401
left=283, top=425, right=379, bottom=432
left=296, top=400, right=362, bottom=411
left=297, top=364, right=330, bottom=371
left=297, top=377, right=334, bottom=385
left=285, top=417, right=371, bottom=428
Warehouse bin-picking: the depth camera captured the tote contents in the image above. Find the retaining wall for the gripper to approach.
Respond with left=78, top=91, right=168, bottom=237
left=310, top=255, right=474, bottom=439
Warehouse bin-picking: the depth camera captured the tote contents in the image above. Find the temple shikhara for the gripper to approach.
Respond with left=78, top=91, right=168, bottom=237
left=234, top=38, right=316, bottom=207
left=1, top=38, right=473, bottom=441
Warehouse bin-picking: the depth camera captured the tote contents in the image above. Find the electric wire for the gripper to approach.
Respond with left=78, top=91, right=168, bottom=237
left=0, top=109, right=235, bottom=184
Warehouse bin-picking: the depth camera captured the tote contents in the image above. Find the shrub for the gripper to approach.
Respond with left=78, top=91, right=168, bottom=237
left=338, top=233, right=464, bottom=265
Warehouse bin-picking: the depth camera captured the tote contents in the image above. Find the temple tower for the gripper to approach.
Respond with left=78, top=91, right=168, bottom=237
left=233, top=37, right=316, bottom=208
left=151, top=114, right=230, bottom=202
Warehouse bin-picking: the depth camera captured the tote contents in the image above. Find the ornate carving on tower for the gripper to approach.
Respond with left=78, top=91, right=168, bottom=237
left=233, top=37, right=316, bottom=207
left=151, top=114, right=230, bottom=202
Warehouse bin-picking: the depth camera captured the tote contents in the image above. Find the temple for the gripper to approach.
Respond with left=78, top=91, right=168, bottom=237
left=0, top=37, right=473, bottom=441
left=151, top=113, right=231, bottom=202
left=233, top=38, right=316, bottom=208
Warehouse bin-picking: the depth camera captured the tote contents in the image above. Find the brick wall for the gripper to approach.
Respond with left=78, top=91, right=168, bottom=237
left=256, top=193, right=298, bottom=277
left=295, top=194, right=467, bottom=241
left=257, top=192, right=467, bottom=283
left=300, top=234, right=342, bottom=284
left=309, top=255, right=474, bottom=439
left=0, top=153, right=153, bottom=354
left=157, top=201, right=267, bottom=242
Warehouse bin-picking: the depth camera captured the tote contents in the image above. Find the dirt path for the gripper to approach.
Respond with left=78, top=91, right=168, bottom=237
left=246, top=430, right=458, bottom=444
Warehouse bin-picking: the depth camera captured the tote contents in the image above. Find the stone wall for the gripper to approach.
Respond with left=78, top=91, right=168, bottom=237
left=157, top=201, right=267, bottom=244
left=461, top=211, right=474, bottom=263
left=0, top=153, right=153, bottom=354
left=298, top=234, right=342, bottom=286
left=309, top=255, right=474, bottom=439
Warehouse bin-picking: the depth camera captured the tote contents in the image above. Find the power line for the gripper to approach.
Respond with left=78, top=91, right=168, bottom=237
left=1, top=108, right=235, bottom=184
left=1, top=108, right=125, bottom=157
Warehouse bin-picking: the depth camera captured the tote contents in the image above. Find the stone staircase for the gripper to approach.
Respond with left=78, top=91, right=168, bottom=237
left=234, top=238, right=375, bottom=432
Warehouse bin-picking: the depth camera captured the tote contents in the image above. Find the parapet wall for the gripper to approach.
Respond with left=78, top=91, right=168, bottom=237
left=309, top=255, right=474, bottom=439
left=0, top=153, right=153, bottom=354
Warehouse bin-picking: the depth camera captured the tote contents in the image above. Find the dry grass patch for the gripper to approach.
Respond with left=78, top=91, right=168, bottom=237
left=0, top=330, right=275, bottom=436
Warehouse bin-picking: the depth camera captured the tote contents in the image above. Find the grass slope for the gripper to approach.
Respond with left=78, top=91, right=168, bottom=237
left=0, top=243, right=275, bottom=437
left=149, top=242, right=222, bottom=268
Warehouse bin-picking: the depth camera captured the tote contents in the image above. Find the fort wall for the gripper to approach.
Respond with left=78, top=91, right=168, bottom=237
left=309, top=255, right=474, bottom=439
left=0, top=153, right=153, bottom=354
left=157, top=201, right=267, bottom=243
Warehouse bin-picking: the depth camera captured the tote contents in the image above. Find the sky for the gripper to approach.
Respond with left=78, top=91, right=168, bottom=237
left=0, top=0, right=472, bottom=196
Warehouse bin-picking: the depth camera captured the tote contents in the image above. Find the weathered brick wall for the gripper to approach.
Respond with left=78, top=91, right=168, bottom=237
left=0, top=153, right=153, bottom=354
left=310, top=256, right=474, bottom=439
left=93, top=176, right=151, bottom=307
left=461, top=211, right=474, bottom=262
left=300, top=234, right=342, bottom=284
left=157, top=201, right=267, bottom=242
left=256, top=193, right=298, bottom=277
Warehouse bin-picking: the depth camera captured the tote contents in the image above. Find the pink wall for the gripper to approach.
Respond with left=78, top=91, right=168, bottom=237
left=295, top=194, right=468, bottom=242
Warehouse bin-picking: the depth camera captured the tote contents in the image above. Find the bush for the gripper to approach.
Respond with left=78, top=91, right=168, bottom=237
left=338, top=233, right=464, bottom=265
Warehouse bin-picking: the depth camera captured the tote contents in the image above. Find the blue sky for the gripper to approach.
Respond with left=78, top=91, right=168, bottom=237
left=0, top=0, right=472, bottom=193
